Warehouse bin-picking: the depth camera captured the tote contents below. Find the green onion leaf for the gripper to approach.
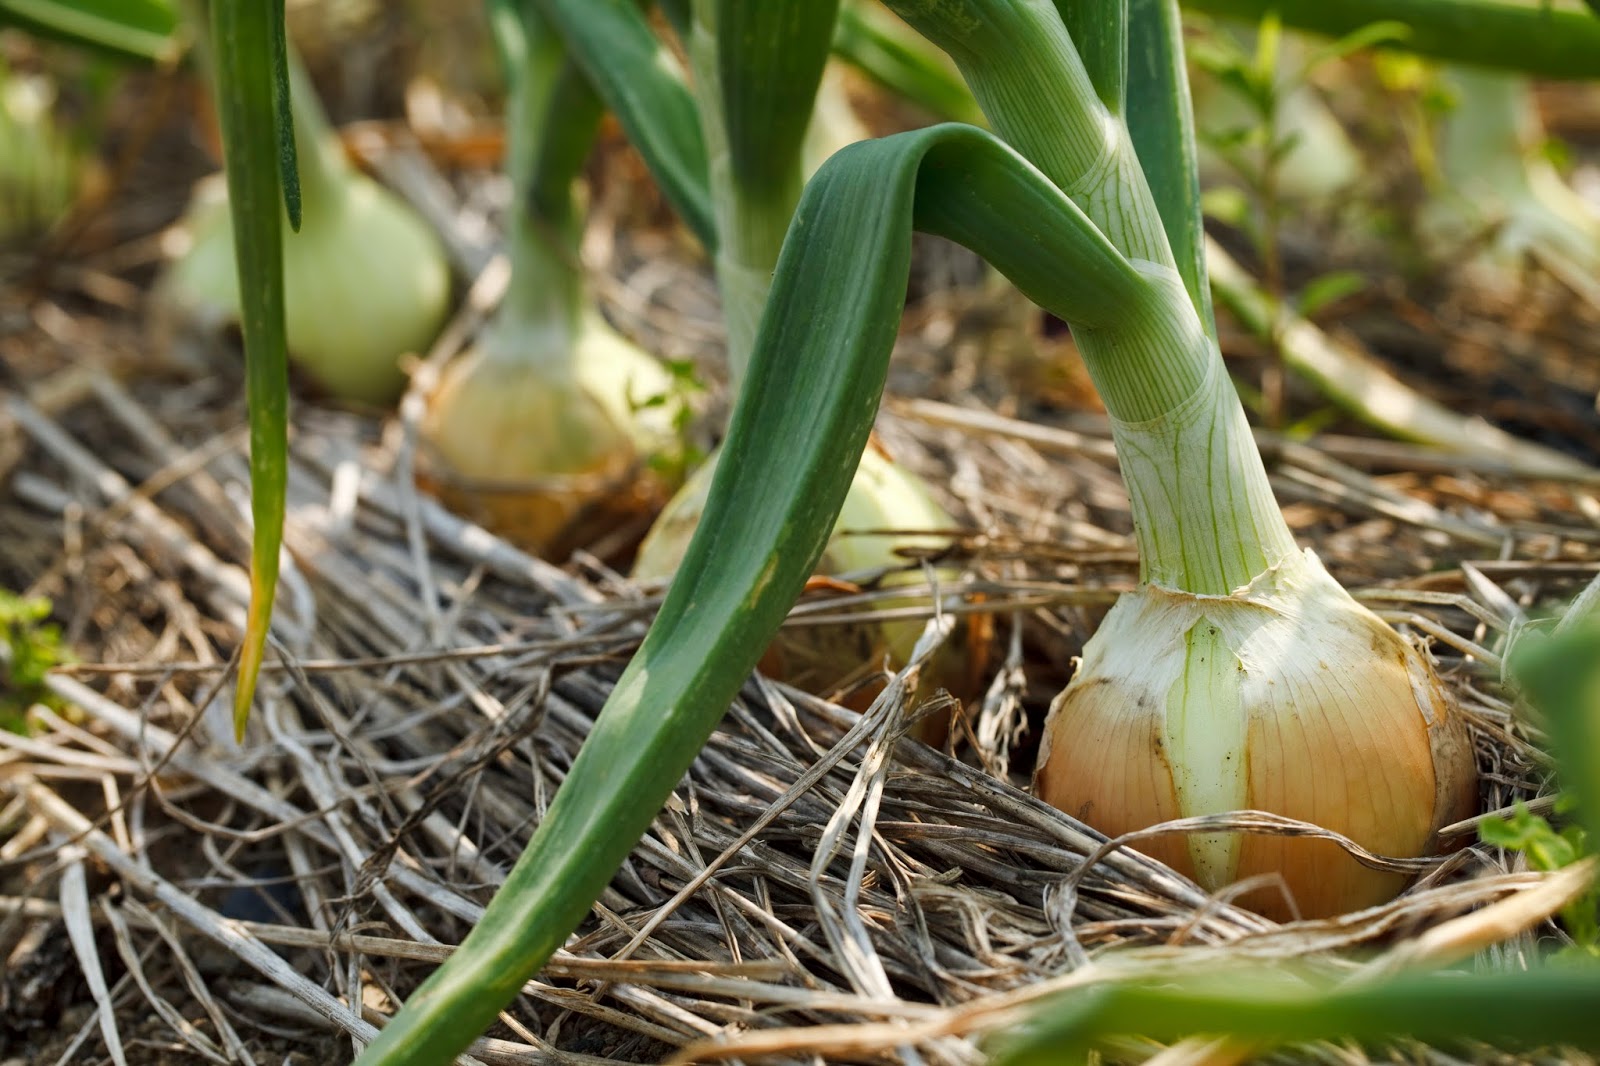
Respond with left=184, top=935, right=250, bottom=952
left=1180, top=0, right=1600, bottom=80
left=1127, top=0, right=1214, bottom=333
left=0, top=0, right=178, bottom=63
left=989, top=966, right=1600, bottom=1065
left=715, top=0, right=839, bottom=195
left=210, top=0, right=290, bottom=738
left=1053, top=0, right=1127, bottom=115
left=534, top=0, right=716, bottom=248
left=269, top=3, right=299, bottom=232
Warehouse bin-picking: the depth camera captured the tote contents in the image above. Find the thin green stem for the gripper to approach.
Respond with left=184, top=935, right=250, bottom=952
left=481, top=17, right=588, bottom=366
left=688, top=0, right=808, bottom=390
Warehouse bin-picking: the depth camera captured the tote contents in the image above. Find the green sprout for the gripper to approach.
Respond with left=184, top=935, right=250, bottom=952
left=0, top=589, right=70, bottom=732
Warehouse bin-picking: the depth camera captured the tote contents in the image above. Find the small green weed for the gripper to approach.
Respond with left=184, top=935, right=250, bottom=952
left=632, top=356, right=710, bottom=480
left=0, top=589, right=70, bottom=732
left=1480, top=799, right=1600, bottom=958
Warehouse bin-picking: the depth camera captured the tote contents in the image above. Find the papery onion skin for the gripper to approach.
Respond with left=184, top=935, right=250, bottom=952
left=1034, top=550, right=1477, bottom=921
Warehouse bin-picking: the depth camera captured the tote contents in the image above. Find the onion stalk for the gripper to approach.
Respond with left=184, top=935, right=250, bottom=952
left=154, top=53, right=450, bottom=405
left=887, top=0, right=1477, bottom=918
left=419, top=15, right=685, bottom=558
left=1422, top=65, right=1600, bottom=308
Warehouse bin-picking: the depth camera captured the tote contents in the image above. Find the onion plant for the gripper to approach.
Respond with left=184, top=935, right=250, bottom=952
left=627, top=0, right=966, bottom=707
left=416, top=2, right=689, bottom=558
left=156, top=47, right=451, bottom=406
left=884, top=0, right=1477, bottom=921
left=357, top=0, right=1472, bottom=1056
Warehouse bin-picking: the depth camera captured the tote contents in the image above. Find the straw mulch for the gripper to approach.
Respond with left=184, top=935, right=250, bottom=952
left=4, top=136, right=1600, bottom=1066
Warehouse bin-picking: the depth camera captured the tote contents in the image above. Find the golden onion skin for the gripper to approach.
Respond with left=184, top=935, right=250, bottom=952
left=1034, top=550, right=1476, bottom=921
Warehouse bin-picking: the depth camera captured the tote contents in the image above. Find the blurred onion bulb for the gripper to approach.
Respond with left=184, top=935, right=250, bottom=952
left=1035, top=548, right=1477, bottom=920
left=635, top=440, right=982, bottom=713
left=420, top=312, right=686, bottom=558
left=154, top=62, right=448, bottom=405
left=1422, top=66, right=1600, bottom=306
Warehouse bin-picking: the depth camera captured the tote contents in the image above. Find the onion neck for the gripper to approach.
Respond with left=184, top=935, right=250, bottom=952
left=882, top=0, right=1293, bottom=594
left=688, top=0, right=804, bottom=394
left=1081, top=266, right=1297, bottom=595
left=284, top=51, right=352, bottom=228
left=483, top=19, right=589, bottom=371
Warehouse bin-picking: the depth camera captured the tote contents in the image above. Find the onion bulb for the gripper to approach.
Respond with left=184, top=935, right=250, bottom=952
left=419, top=314, right=686, bottom=559
left=636, top=438, right=985, bottom=721
left=154, top=164, right=449, bottom=405
left=153, top=55, right=449, bottom=406
left=1034, top=548, right=1477, bottom=920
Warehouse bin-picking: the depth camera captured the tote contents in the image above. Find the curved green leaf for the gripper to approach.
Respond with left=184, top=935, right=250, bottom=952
left=1127, top=0, right=1214, bottom=333
left=0, top=0, right=178, bottom=62
left=533, top=0, right=716, bottom=247
left=1182, top=0, right=1600, bottom=80
left=883, top=0, right=1181, bottom=282
left=353, top=122, right=1144, bottom=1066
left=990, top=965, right=1600, bottom=1066
left=210, top=0, right=291, bottom=737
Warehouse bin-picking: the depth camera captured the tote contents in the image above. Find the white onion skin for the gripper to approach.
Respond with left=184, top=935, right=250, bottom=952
left=1034, top=550, right=1477, bottom=921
